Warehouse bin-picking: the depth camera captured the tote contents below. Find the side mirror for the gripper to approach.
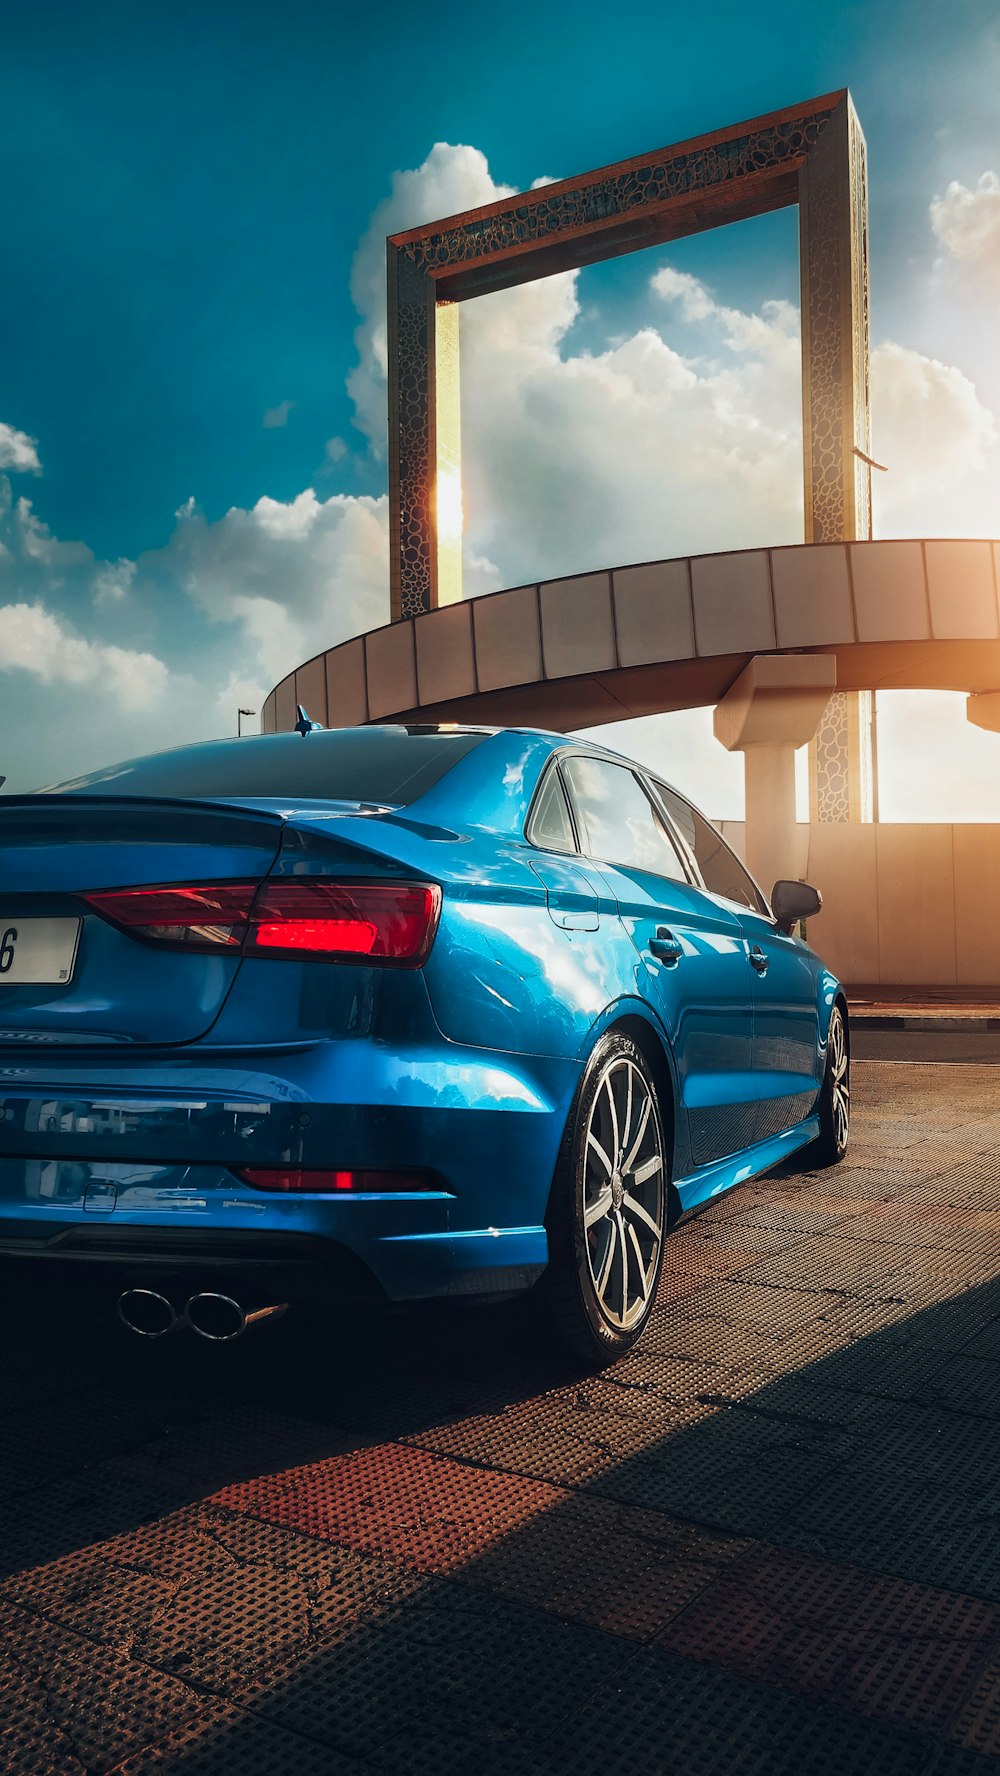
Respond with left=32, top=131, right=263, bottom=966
left=771, top=879, right=822, bottom=935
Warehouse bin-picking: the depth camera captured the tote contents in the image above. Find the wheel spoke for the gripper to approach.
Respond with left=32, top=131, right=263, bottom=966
left=603, top=1076, right=621, bottom=1163
left=595, top=1217, right=618, bottom=1295
left=615, top=1211, right=630, bottom=1316
left=585, top=1183, right=613, bottom=1228
left=629, top=1153, right=663, bottom=1188
left=622, top=1093, right=651, bottom=1173
left=621, top=1063, right=634, bottom=1164
left=587, top=1130, right=614, bottom=1178
left=622, top=1189, right=661, bottom=1238
left=627, top=1221, right=653, bottom=1306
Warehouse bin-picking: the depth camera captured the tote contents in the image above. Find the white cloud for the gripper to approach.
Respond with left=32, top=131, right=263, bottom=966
left=0, top=464, right=394, bottom=785
left=650, top=266, right=717, bottom=324
left=262, top=399, right=295, bottom=428
left=162, top=486, right=390, bottom=683
left=0, top=602, right=168, bottom=709
left=0, top=483, right=93, bottom=575
left=92, top=558, right=136, bottom=606
left=0, top=423, right=41, bottom=475
left=931, top=172, right=1000, bottom=287
left=870, top=341, right=997, bottom=535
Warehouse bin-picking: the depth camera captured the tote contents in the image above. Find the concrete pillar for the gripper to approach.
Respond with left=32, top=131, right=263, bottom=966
left=741, top=747, right=800, bottom=892
left=714, top=655, right=837, bottom=892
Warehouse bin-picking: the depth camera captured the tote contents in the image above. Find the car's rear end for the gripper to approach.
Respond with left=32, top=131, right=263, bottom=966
left=0, top=727, right=568, bottom=1335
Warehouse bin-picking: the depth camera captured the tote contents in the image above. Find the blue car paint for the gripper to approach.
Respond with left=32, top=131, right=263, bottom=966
left=0, top=726, right=843, bottom=1302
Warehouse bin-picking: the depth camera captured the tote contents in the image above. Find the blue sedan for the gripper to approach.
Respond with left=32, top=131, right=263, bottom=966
left=0, top=722, right=849, bottom=1364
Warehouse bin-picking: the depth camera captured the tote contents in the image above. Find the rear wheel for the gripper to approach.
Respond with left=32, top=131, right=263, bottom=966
left=808, top=1003, right=850, bottom=1166
left=538, top=1033, right=668, bottom=1367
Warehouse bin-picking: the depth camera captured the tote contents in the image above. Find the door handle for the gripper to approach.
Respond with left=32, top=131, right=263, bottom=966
left=650, top=927, right=683, bottom=964
left=748, top=944, right=769, bottom=975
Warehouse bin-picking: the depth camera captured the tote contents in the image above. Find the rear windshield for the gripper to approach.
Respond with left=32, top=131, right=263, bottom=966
left=39, top=727, right=487, bottom=806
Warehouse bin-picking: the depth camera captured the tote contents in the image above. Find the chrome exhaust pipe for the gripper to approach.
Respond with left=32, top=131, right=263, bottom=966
left=117, top=1288, right=180, bottom=1339
left=185, top=1292, right=287, bottom=1342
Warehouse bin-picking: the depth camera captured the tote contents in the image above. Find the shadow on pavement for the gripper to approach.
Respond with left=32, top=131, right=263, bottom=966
left=1, top=1058, right=999, bottom=1774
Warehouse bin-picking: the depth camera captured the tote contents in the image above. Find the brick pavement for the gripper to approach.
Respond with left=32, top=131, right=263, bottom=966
left=1, top=1060, right=1000, bottom=1774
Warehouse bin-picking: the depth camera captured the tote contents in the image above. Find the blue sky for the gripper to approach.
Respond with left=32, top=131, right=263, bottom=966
left=1, top=0, right=998, bottom=812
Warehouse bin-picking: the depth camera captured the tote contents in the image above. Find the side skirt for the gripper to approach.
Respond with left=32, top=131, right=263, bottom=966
left=673, top=1116, right=821, bottom=1217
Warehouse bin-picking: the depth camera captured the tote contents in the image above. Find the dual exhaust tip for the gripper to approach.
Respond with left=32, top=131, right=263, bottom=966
left=117, top=1288, right=287, bottom=1342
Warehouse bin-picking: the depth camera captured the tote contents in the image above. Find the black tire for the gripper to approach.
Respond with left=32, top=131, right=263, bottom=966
left=807, top=1002, right=851, bottom=1167
left=537, top=1032, right=669, bottom=1367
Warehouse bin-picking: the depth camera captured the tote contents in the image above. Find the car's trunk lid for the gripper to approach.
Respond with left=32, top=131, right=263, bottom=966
left=0, top=796, right=286, bottom=1046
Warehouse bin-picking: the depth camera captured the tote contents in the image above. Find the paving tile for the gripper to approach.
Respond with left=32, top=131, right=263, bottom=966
left=951, top=1649, right=1000, bottom=1756
left=656, top=1545, right=1000, bottom=1733
left=0, top=1598, right=205, bottom=1776
left=923, top=1354, right=1000, bottom=1419
left=404, top=1375, right=716, bottom=1489
left=462, top=1491, right=746, bottom=1639
left=534, top=1646, right=937, bottom=1775
left=254, top=1583, right=634, bottom=1762
left=112, top=1704, right=371, bottom=1773
left=217, top=1443, right=560, bottom=1573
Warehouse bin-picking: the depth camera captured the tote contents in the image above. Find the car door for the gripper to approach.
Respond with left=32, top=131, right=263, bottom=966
left=654, top=785, right=823, bottom=1143
left=561, top=754, right=758, bottom=1176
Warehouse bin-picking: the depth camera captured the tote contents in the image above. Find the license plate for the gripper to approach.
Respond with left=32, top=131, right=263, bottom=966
left=0, top=918, right=82, bottom=985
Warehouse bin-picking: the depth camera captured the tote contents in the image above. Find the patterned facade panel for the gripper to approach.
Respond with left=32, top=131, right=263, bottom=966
left=810, top=691, right=853, bottom=824
left=809, top=689, right=874, bottom=825
left=399, top=111, right=834, bottom=277
left=387, top=250, right=437, bottom=621
left=798, top=95, right=869, bottom=547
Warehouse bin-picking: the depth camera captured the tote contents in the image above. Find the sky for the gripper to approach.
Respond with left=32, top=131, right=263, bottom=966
left=1, top=0, right=998, bottom=817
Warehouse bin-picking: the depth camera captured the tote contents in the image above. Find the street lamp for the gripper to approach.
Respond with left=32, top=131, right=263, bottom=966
left=237, top=707, right=257, bottom=737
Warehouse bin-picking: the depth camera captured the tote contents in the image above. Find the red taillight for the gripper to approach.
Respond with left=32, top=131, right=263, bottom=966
left=234, top=1167, right=437, bottom=1193
left=248, top=881, right=441, bottom=963
left=81, top=878, right=441, bottom=964
left=80, top=884, right=256, bottom=949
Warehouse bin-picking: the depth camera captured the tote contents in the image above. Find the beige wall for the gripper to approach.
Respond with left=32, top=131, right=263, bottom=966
left=718, top=821, right=1000, bottom=989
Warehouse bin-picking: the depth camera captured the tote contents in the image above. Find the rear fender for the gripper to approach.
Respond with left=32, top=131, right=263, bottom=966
left=577, top=998, right=688, bottom=1186
left=816, top=969, right=845, bottom=1054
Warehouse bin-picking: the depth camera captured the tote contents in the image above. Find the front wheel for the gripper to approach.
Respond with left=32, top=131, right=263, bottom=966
left=808, top=1003, right=851, bottom=1166
left=537, top=1033, right=668, bottom=1367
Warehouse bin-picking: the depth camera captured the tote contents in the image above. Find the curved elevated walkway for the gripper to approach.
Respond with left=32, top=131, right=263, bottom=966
left=263, top=538, right=1000, bottom=733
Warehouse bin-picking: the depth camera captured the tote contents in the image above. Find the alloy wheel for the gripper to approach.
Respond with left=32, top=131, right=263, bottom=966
left=582, top=1055, right=665, bottom=1331
left=830, top=1008, right=850, bottom=1152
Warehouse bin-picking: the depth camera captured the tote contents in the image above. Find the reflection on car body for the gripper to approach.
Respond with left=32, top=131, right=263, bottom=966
left=0, top=722, right=849, bottom=1364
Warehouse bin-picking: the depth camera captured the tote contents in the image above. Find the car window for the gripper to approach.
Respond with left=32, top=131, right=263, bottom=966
left=38, top=727, right=486, bottom=806
left=655, top=784, right=767, bottom=913
left=527, top=765, right=578, bottom=853
left=562, top=756, right=688, bottom=882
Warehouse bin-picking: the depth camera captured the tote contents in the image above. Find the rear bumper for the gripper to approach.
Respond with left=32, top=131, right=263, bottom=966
left=0, top=1199, right=548, bottom=1301
left=0, top=1040, right=572, bottom=1299
left=0, top=1219, right=382, bottom=1306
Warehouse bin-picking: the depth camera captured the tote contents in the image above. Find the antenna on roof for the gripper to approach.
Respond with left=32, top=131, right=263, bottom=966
left=294, top=704, right=325, bottom=736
